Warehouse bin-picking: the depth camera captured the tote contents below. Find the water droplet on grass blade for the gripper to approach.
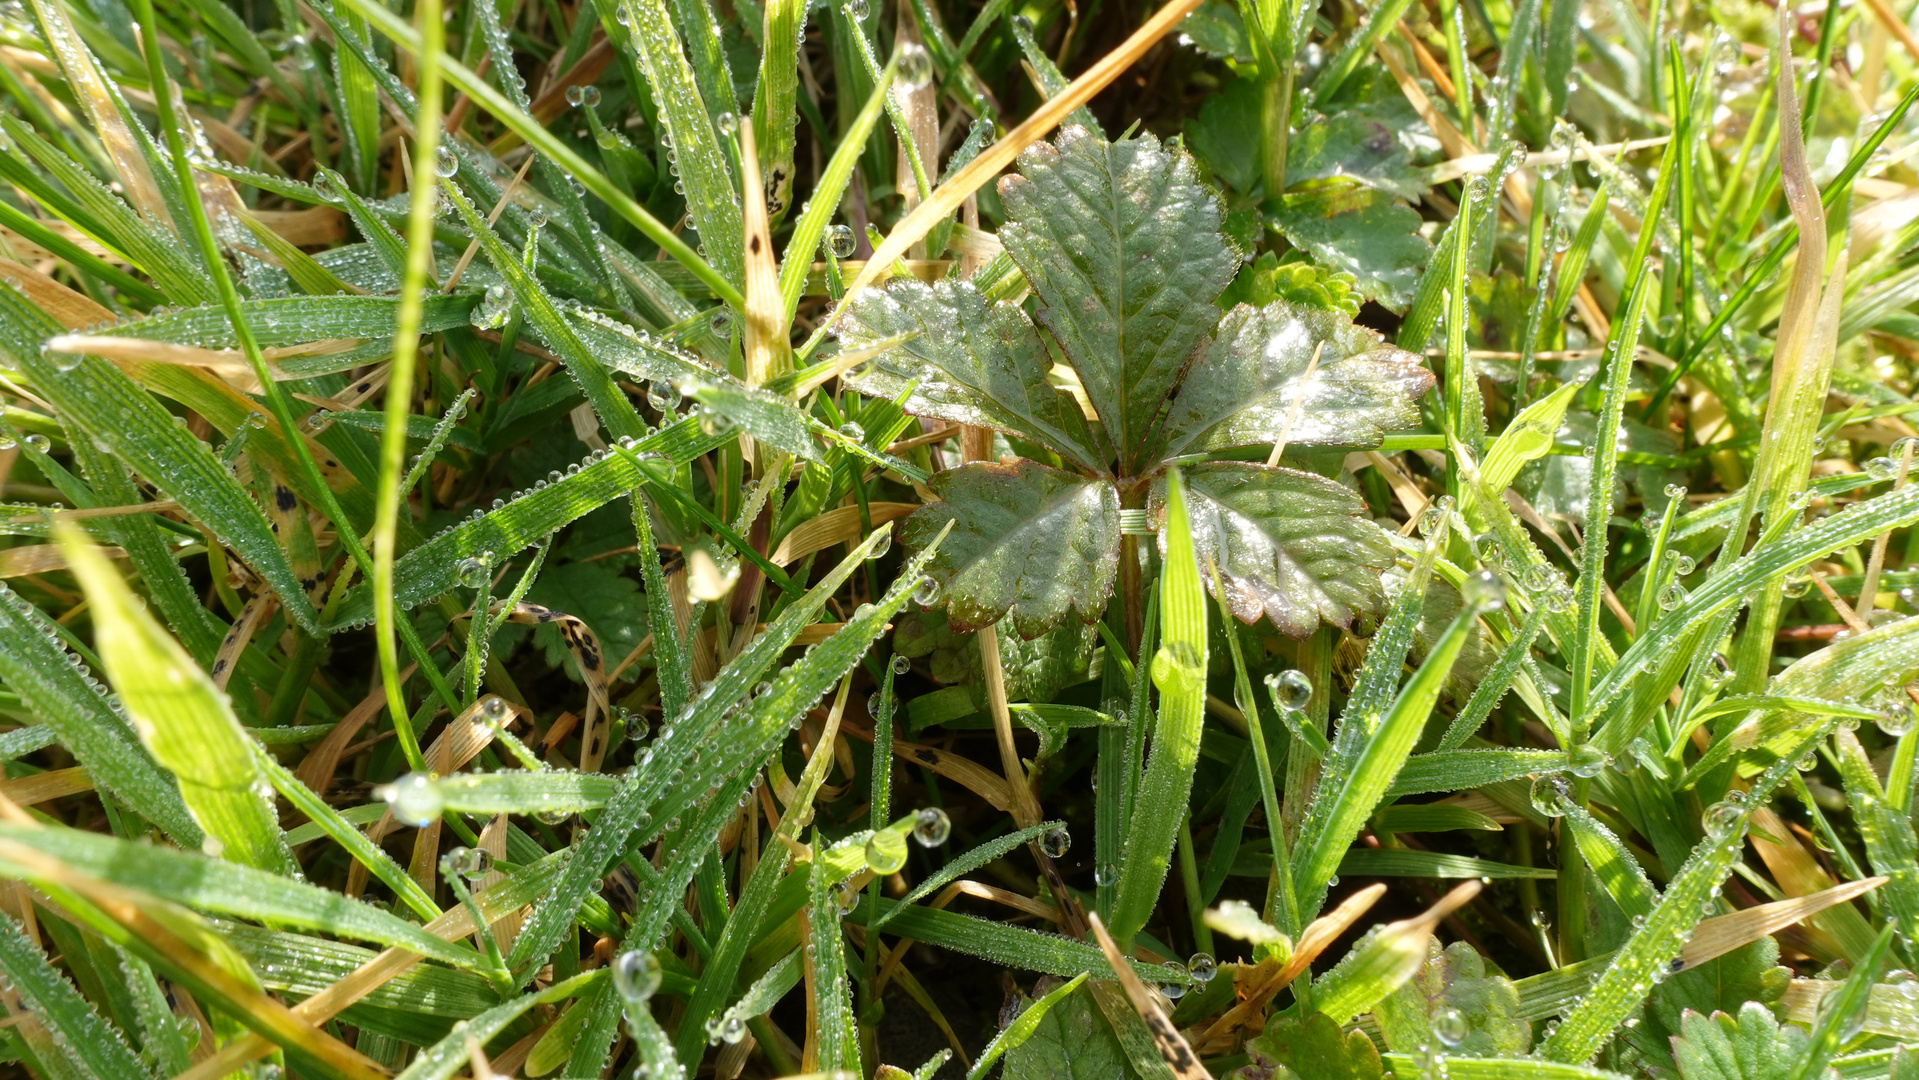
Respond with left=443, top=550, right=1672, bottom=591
left=376, top=773, right=444, bottom=827
left=825, top=224, right=857, bottom=259
left=898, top=43, right=933, bottom=87
left=912, top=807, right=950, bottom=846
left=1040, top=826, right=1070, bottom=858
left=612, top=951, right=662, bottom=1003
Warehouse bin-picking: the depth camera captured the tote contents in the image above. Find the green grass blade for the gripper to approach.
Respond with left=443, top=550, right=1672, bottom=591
left=631, top=494, right=691, bottom=717
left=1559, top=804, right=1657, bottom=919
left=329, top=417, right=729, bottom=626
left=777, top=65, right=894, bottom=324
left=0, top=118, right=213, bottom=306
left=11, top=343, right=320, bottom=634
left=852, top=895, right=1192, bottom=987
left=1293, top=600, right=1480, bottom=915
left=1110, top=467, right=1207, bottom=947
left=1386, top=749, right=1569, bottom=795
left=59, top=530, right=293, bottom=873
left=1438, top=602, right=1551, bottom=750
left=253, top=748, right=439, bottom=921
left=1541, top=755, right=1807, bottom=1062
left=608, top=0, right=742, bottom=288
left=1833, top=732, right=1919, bottom=955
left=968, top=972, right=1090, bottom=1079
left=0, top=823, right=479, bottom=967
left=1589, top=486, right=1919, bottom=751
left=808, top=849, right=861, bottom=1072
left=1569, top=189, right=1665, bottom=725
left=1335, top=850, right=1556, bottom=879
left=395, top=971, right=602, bottom=1080
left=326, top=0, right=740, bottom=307
left=1381, top=1057, right=1631, bottom=1080
left=751, top=0, right=807, bottom=221
left=504, top=523, right=920, bottom=978
left=0, top=913, right=149, bottom=1080
left=438, top=180, right=646, bottom=441
left=0, top=582, right=200, bottom=844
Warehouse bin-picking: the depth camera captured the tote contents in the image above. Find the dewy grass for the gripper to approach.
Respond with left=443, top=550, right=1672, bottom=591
left=3, top=0, right=1919, bottom=1075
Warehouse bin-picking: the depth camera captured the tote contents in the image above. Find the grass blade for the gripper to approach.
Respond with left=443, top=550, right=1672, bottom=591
left=1110, top=467, right=1207, bottom=947
left=58, top=528, right=292, bottom=873
left=1293, top=598, right=1482, bottom=916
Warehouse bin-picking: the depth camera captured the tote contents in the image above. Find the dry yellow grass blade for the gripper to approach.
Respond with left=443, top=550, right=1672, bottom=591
left=770, top=503, right=919, bottom=566
left=1782, top=974, right=1919, bottom=1038
left=1679, top=876, right=1886, bottom=970
left=0, top=766, right=92, bottom=806
left=0, top=837, right=385, bottom=1080
left=828, top=0, right=1208, bottom=325
left=1279, top=882, right=1390, bottom=987
left=294, top=668, right=411, bottom=795
left=885, top=737, right=1014, bottom=811
left=42, top=334, right=366, bottom=387
left=348, top=692, right=516, bottom=896
left=1190, top=883, right=1389, bottom=1051
left=0, top=259, right=112, bottom=330
left=739, top=120, right=791, bottom=386
left=1747, top=806, right=1874, bottom=960
left=210, top=592, right=277, bottom=691
left=0, top=543, right=124, bottom=578
left=787, top=332, right=920, bottom=397
left=1088, top=912, right=1213, bottom=1080
left=22, top=0, right=168, bottom=224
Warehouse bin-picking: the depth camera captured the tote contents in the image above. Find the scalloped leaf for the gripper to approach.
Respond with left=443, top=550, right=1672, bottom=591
left=1151, top=461, right=1392, bottom=637
left=1287, top=109, right=1426, bottom=201
left=1238, top=1012, right=1382, bottom=1080
left=1161, top=299, right=1433, bottom=457
left=1671, top=1003, right=1806, bottom=1080
left=1373, top=939, right=1530, bottom=1058
left=1004, top=983, right=1141, bottom=1080
left=1269, top=183, right=1430, bottom=313
left=834, top=277, right=1106, bottom=473
left=998, top=127, right=1238, bottom=472
left=900, top=460, right=1119, bottom=638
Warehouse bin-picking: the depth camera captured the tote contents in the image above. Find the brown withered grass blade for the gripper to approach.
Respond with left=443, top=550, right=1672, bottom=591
left=1088, top=912, right=1213, bottom=1080
left=1679, top=876, right=1887, bottom=970
left=738, top=119, right=791, bottom=386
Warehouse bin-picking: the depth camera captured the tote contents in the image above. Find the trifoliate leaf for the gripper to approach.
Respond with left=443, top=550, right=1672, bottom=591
left=1373, top=939, right=1530, bottom=1058
left=1160, top=299, right=1433, bottom=457
left=1269, top=183, right=1430, bottom=313
left=900, top=460, right=1119, bottom=638
left=1152, top=461, right=1392, bottom=637
left=998, top=127, right=1238, bottom=472
left=834, top=277, right=1106, bottom=473
left=1670, top=1002, right=1806, bottom=1080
